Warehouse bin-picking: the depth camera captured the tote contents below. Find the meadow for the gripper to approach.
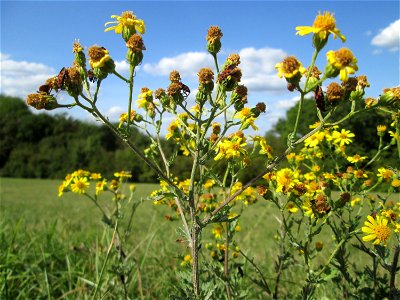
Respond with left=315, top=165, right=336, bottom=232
left=1, top=178, right=279, bottom=299
left=1, top=177, right=398, bottom=299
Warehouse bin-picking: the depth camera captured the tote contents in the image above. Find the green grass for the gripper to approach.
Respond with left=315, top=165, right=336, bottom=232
left=1, top=177, right=398, bottom=299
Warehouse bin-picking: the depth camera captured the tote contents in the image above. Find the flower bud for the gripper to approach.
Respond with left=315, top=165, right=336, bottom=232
left=378, top=86, right=400, bottom=109
left=73, top=41, right=86, bottom=68
left=206, top=26, right=223, bottom=55
left=376, top=125, right=387, bottom=137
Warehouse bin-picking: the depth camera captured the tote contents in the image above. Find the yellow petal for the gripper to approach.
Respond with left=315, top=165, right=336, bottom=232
left=362, top=226, right=375, bottom=233
left=366, top=215, right=377, bottom=225
left=362, top=234, right=376, bottom=242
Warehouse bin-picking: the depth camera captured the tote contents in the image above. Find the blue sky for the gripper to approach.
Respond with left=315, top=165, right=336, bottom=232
left=1, top=1, right=399, bottom=133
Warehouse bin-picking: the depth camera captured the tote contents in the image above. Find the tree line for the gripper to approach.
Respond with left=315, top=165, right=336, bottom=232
left=0, top=95, right=396, bottom=182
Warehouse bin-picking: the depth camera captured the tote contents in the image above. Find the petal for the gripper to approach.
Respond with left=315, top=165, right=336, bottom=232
left=362, top=226, right=375, bottom=233
left=367, top=215, right=377, bottom=225
left=362, top=234, right=376, bottom=242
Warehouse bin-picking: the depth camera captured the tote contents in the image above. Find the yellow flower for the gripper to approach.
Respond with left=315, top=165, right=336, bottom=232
left=275, top=168, right=298, bottom=193
left=203, top=179, right=215, bottom=190
left=304, top=131, right=325, bottom=148
left=275, top=56, right=306, bottom=80
left=212, top=225, right=223, bottom=239
left=331, top=129, right=355, bottom=146
left=181, top=254, right=192, bottom=266
left=286, top=202, right=299, bottom=213
left=114, top=171, right=132, bottom=178
left=351, top=197, right=361, bottom=207
left=389, top=130, right=399, bottom=141
left=347, top=154, right=367, bottom=164
left=214, top=138, right=247, bottom=161
left=90, top=173, right=102, bottom=180
left=88, top=47, right=111, bottom=69
left=105, top=11, right=145, bottom=35
left=392, top=178, right=400, bottom=188
left=96, top=179, right=107, bottom=195
left=326, top=48, right=358, bottom=82
left=377, top=168, right=394, bottom=181
left=296, top=11, right=346, bottom=42
left=70, top=177, right=90, bottom=194
left=362, top=215, right=391, bottom=246
left=58, top=182, right=68, bottom=197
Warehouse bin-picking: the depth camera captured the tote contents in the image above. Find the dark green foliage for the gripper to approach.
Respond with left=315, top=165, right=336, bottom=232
left=0, top=95, right=154, bottom=181
left=269, top=98, right=398, bottom=170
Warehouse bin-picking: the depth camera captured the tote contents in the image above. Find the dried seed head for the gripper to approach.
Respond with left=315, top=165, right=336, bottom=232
left=308, top=66, right=322, bottom=79
left=326, top=82, right=343, bottom=102
left=315, top=194, right=331, bottom=214
left=212, top=122, right=221, bottom=134
left=206, top=26, right=223, bottom=43
left=169, top=70, right=181, bottom=82
left=198, top=68, right=214, bottom=84
left=342, top=77, right=358, bottom=92
left=257, top=185, right=268, bottom=196
left=26, top=93, right=57, bottom=110
left=167, top=82, right=181, bottom=95
left=126, top=34, right=145, bottom=52
left=293, top=183, right=307, bottom=196
left=340, top=192, right=351, bottom=203
left=356, top=75, right=369, bottom=88
left=210, top=133, right=219, bottom=143
left=155, top=88, right=166, bottom=99
left=235, top=85, right=248, bottom=98
left=227, top=54, right=240, bottom=66
left=255, top=102, right=267, bottom=113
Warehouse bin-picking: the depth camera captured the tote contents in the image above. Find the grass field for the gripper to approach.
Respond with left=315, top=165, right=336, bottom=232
left=1, top=177, right=399, bottom=299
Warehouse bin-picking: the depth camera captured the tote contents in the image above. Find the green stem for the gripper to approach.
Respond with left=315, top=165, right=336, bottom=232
left=113, top=70, right=130, bottom=84
left=92, top=220, right=118, bottom=300
left=291, top=49, right=319, bottom=143
left=126, top=65, right=135, bottom=135
left=213, top=53, right=220, bottom=74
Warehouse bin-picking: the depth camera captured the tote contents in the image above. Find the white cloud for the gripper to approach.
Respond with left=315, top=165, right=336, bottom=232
left=371, top=19, right=400, bottom=51
left=239, top=47, right=287, bottom=91
left=115, top=60, right=130, bottom=74
left=0, top=53, right=55, bottom=98
left=364, top=30, right=373, bottom=37
left=274, top=95, right=301, bottom=109
left=142, top=52, right=214, bottom=77
left=105, top=105, right=125, bottom=121
left=142, top=47, right=287, bottom=92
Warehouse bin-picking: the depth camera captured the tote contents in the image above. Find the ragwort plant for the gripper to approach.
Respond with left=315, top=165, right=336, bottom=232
left=25, top=10, right=399, bottom=299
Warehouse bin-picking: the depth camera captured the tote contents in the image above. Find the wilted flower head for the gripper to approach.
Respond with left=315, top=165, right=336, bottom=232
left=126, top=34, right=145, bottom=52
left=326, top=82, right=343, bottom=103
left=206, top=26, right=223, bottom=55
left=26, top=92, right=59, bottom=110
left=105, top=11, right=145, bottom=41
left=169, top=70, right=181, bottom=83
left=198, top=68, right=214, bottom=84
left=326, top=48, right=358, bottom=82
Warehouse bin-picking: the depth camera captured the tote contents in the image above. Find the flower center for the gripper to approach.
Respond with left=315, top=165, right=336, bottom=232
left=334, top=48, right=354, bottom=66
left=374, top=225, right=391, bottom=241
left=76, top=181, right=85, bottom=189
left=283, top=56, right=301, bottom=73
left=313, top=12, right=336, bottom=30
